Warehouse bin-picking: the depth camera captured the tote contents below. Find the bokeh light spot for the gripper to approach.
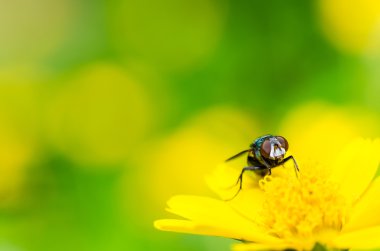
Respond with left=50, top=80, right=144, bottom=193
left=0, top=75, right=41, bottom=207
left=318, top=0, right=380, bottom=54
left=45, top=63, right=152, bottom=166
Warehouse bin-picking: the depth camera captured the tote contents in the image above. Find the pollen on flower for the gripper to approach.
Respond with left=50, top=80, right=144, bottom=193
left=257, top=165, right=349, bottom=241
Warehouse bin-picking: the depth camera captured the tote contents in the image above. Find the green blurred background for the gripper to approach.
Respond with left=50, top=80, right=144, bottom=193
left=0, top=0, right=380, bottom=250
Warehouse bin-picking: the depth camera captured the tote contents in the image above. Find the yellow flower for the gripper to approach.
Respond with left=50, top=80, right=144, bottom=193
left=154, top=137, right=380, bottom=250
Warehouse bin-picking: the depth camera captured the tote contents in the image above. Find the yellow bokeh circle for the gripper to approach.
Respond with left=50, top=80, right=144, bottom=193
left=45, top=63, right=152, bottom=166
left=318, top=0, right=380, bottom=54
left=0, top=72, right=41, bottom=207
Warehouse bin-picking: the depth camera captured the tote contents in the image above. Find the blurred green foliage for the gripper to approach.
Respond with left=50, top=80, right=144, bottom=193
left=0, top=0, right=379, bottom=250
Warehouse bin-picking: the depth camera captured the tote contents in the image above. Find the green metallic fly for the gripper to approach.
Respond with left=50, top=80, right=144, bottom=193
left=226, top=135, right=299, bottom=200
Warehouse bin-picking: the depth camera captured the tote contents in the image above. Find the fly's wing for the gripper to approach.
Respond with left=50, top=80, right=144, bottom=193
left=225, top=149, right=250, bottom=162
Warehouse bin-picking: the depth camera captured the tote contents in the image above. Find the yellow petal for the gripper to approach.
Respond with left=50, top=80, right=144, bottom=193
left=227, top=188, right=265, bottom=224
left=232, top=242, right=293, bottom=251
left=330, top=138, right=380, bottom=203
left=206, top=163, right=261, bottom=198
left=333, top=225, right=380, bottom=249
left=157, top=195, right=282, bottom=244
left=205, top=163, right=266, bottom=223
left=155, top=219, right=255, bottom=242
left=155, top=219, right=239, bottom=238
left=343, top=176, right=380, bottom=231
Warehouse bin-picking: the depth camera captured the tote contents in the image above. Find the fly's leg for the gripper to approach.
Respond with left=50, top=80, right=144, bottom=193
left=268, top=167, right=272, bottom=175
left=225, top=166, right=267, bottom=201
left=281, top=155, right=299, bottom=177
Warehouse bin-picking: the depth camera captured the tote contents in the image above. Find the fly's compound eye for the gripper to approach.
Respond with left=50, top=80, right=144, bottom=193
left=260, top=139, right=272, bottom=159
left=276, top=136, right=289, bottom=151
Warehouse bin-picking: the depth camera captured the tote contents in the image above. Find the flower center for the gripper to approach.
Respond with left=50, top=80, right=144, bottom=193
left=257, top=165, right=348, bottom=240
